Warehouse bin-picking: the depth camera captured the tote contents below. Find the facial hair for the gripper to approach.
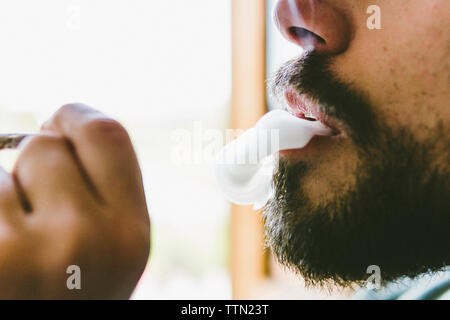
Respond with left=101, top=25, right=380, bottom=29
left=264, top=52, right=450, bottom=287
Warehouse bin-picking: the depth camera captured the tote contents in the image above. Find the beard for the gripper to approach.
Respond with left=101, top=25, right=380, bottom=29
left=263, top=52, right=450, bottom=287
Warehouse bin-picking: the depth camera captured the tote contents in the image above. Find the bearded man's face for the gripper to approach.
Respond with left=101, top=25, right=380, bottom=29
left=264, top=0, right=450, bottom=286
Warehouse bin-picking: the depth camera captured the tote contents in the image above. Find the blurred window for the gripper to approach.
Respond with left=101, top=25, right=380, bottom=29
left=0, top=0, right=231, bottom=299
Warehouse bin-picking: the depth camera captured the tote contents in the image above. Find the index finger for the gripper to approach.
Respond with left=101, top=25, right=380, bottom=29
left=42, top=104, right=146, bottom=210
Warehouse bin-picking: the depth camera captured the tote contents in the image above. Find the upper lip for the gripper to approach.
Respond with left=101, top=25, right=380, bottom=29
left=284, top=88, right=341, bottom=135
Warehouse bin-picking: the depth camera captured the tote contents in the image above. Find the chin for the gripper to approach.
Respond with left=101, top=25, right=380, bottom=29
left=263, top=129, right=450, bottom=287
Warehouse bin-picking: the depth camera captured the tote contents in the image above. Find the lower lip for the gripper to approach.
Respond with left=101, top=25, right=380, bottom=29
left=283, top=91, right=346, bottom=158
left=296, top=113, right=341, bottom=135
left=285, top=90, right=341, bottom=134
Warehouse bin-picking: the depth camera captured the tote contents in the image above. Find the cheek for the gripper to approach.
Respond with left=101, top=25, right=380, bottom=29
left=334, top=0, right=450, bottom=143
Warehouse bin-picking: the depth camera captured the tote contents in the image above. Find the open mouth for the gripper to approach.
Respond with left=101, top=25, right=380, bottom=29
left=284, top=88, right=342, bottom=136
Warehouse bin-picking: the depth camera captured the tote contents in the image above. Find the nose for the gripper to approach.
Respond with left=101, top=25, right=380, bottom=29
left=274, top=0, right=351, bottom=54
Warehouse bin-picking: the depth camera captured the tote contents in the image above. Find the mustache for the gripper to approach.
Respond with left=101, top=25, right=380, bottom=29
left=269, top=51, right=379, bottom=147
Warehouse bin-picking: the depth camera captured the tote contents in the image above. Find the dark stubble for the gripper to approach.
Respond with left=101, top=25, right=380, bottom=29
left=264, top=52, right=450, bottom=287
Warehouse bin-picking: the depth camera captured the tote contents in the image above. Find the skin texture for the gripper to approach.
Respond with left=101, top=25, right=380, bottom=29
left=0, top=104, right=150, bottom=299
left=262, top=0, right=450, bottom=285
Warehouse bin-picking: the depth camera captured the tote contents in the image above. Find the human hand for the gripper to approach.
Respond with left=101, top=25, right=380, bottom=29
left=0, top=103, right=150, bottom=299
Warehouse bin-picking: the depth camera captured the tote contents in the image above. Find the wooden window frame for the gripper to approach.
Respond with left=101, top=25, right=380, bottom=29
left=230, top=0, right=268, bottom=300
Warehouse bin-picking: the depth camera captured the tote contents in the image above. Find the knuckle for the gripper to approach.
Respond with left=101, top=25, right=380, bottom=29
left=44, top=103, right=84, bottom=130
left=16, top=135, right=69, bottom=172
left=57, top=103, right=79, bottom=117
left=80, top=118, right=130, bottom=143
left=21, top=134, right=66, bottom=154
left=48, top=104, right=77, bottom=126
left=22, top=134, right=65, bottom=153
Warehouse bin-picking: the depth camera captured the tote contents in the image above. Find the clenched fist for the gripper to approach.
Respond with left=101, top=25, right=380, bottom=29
left=0, top=104, right=150, bottom=299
